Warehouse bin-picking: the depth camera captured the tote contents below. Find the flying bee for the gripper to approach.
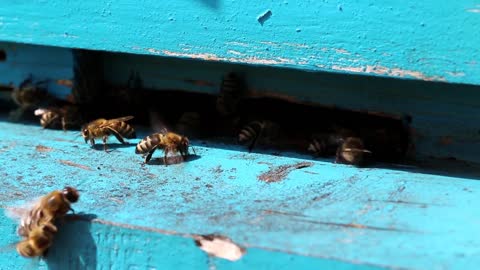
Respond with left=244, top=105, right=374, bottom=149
left=16, top=187, right=80, bottom=238
left=81, top=116, right=136, bottom=151
left=9, top=76, right=53, bottom=122
left=135, top=131, right=192, bottom=165
left=238, top=120, right=280, bottom=152
left=34, top=105, right=82, bottom=131
left=11, top=77, right=51, bottom=109
left=216, top=72, right=245, bottom=117
left=335, top=137, right=372, bottom=167
left=16, top=222, right=57, bottom=258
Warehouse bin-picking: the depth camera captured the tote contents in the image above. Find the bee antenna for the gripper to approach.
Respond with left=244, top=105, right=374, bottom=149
left=191, top=147, right=197, bottom=155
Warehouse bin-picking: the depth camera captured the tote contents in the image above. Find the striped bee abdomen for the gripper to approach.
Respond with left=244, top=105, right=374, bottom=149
left=238, top=121, right=264, bottom=144
left=112, top=121, right=136, bottom=139
left=135, top=133, right=163, bottom=154
left=217, top=72, right=244, bottom=117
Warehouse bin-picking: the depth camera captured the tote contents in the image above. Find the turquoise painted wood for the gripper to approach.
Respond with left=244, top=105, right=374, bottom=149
left=0, top=1, right=479, bottom=84
left=0, top=121, right=480, bottom=269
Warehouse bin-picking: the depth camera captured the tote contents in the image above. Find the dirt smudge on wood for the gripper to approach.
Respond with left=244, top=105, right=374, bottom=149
left=58, top=159, right=93, bottom=171
left=258, top=162, right=313, bottom=183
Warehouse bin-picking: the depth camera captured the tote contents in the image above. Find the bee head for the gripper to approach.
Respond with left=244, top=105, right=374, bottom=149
left=63, top=186, right=80, bottom=203
left=81, top=127, right=89, bottom=141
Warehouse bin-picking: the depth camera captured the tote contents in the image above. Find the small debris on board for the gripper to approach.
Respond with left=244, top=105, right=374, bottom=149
left=194, top=234, right=246, bottom=261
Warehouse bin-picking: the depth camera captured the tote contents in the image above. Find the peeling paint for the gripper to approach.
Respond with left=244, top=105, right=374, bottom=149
left=161, top=50, right=295, bottom=65
left=332, top=65, right=446, bottom=81
left=194, top=235, right=246, bottom=261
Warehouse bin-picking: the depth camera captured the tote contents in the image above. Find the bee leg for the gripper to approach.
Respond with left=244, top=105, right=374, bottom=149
left=103, top=136, right=109, bottom=151
left=90, top=139, right=95, bottom=146
left=164, top=149, right=169, bottom=166
left=145, top=148, right=156, bottom=164
left=61, top=117, right=67, bottom=131
left=107, top=127, right=126, bottom=144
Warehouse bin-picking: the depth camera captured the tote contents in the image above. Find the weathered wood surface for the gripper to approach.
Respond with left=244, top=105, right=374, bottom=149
left=0, top=121, right=479, bottom=269
left=0, top=1, right=479, bottom=84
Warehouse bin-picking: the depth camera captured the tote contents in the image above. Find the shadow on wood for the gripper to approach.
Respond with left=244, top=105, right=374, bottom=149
left=45, top=213, right=97, bottom=270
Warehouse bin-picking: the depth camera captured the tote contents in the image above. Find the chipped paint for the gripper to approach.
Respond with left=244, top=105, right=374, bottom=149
left=331, top=65, right=446, bottom=81
left=161, top=50, right=295, bottom=65
left=194, top=234, right=246, bottom=261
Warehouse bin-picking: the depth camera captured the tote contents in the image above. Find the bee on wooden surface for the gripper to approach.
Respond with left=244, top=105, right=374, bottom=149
left=16, top=187, right=80, bottom=238
left=335, top=137, right=372, bottom=167
left=16, top=222, right=57, bottom=258
left=135, top=131, right=191, bottom=165
left=81, top=116, right=136, bottom=151
left=216, top=72, right=245, bottom=117
left=34, top=105, right=82, bottom=131
left=238, top=120, right=280, bottom=152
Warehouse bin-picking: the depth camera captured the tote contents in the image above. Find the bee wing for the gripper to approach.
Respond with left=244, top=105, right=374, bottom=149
left=108, top=116, right=134, bottom=123
left=4, top=197, right=42, bottom=223
left=97, top=116, right=134, bottom=128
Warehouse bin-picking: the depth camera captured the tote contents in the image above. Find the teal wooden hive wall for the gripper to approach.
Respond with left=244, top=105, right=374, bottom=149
left=0, top=1, right=480, bottom=269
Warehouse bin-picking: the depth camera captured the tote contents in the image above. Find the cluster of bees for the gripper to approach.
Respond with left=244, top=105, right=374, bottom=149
left=5, top=72, right=412, bottom=258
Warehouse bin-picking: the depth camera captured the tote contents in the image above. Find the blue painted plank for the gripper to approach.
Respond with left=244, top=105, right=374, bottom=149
left=0, top=1, right=479, bottom=84
left=0, top=120, right=479, bottom=269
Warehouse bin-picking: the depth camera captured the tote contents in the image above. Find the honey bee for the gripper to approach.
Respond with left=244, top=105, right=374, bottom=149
left=34, top=105, right=82, bottom=131
left=81, top=116, right=136, bottom=151
left=9, top=76, right=53, bottom=122
left=16, top=187, right=80, bottom=238
left=335, top=137, right=372, bottom=166
left=307, top=133, right=344, bottom=157
left=16, top=222, right=57, bottom=258
left=216, top=72, right=245, bottom=117
left=6, top=187, right=79, bottom=258
left=307, top=127, right=355, bottom=157
left=238, top=120, right=280, bottom=151
left=135, top=131, right=191, bottom=164
left=11, top=77, right=51, bottom=109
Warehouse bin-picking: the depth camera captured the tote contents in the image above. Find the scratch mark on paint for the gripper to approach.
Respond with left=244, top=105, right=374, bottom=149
left=257, top=10, right=272, bottom=25
left=258, top=162, right=313, bottom=183
left=466, top=8, right=480, bottom=13
left=227, top=50, right=243, bottom=56
left=262, top=209, right=307, bottom=217
left=58, top=159, right=93, bottom=171
left=292, top=218, right=420, bottom=233
left=446, top=71, right=466, bottom=77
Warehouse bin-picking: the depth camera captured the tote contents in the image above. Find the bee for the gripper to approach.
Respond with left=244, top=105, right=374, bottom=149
left=11, top=77, right=51, bottom=109
left=308, top=127, right=355, bottom=157
left=335, top=137, right=372, bottom=167
left=34, top=105, right=82, bottom=131
left=9, top=76, right=53, bottom=122
left=135, top=131, right=191, bottom=165
left=16, top=187, right=80, bottom=238
left=216, top=72, right=245, bottom=117
left=307, top=133, right=344, bottom=157
left=81, top=116, right=136, bottom=151
left=238, top=120, right=280, bottom=152
left=16, top=222, right=57, bottom=258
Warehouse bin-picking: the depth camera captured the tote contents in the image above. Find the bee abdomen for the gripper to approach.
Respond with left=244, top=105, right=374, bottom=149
left=217, top=73, right=244, bottom=116
left=238, top=121, right=263, bottom=143
left=40, top=111, right=59, bottom=128
left=135, top=134, right=162, bottom=154
left=308, top=138, right=327, bottom=155
left=114, top=121, right=136, bottom=139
